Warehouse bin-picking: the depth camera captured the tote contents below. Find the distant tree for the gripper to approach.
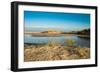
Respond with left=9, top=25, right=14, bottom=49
left=77, top=28, right=90, bottom=35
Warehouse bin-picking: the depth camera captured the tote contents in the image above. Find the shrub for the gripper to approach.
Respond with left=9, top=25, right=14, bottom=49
left=46, top=40, right=61, bottom=47
left=66, top=39, right=76, bottom=46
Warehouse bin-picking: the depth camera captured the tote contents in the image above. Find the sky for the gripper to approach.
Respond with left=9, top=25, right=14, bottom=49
left=24, top=11, right=90, bottom=32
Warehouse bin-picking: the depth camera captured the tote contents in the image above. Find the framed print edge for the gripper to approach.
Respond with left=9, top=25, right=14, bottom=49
left=11, top=1, right=98, bottom=72
left=95, top=7, right=98, bottom=67
left=11, top=2, right=18, bottom=71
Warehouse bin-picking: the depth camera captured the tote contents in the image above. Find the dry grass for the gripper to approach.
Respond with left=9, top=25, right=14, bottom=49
left=24, top=41, right=90, bottom=62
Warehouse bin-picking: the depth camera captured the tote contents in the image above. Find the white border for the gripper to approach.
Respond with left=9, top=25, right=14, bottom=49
left=18, top=5, right=96, bottom=68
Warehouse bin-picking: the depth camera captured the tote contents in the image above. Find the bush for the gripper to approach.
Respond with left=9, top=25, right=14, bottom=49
left=66, top=39, right=76, bottom=46
left=46, top=40, right=61, bottom=47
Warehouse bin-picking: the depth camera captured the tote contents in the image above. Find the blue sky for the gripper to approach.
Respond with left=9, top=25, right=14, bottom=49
left=24, top=11, right=90, bottom=32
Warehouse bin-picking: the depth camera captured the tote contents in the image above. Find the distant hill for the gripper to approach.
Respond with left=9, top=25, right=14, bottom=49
left=60, top=28, right=90, bottom=35
left=40, top=29, right=90, bottom=35
left=41, top=29, right=61, bottom=34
